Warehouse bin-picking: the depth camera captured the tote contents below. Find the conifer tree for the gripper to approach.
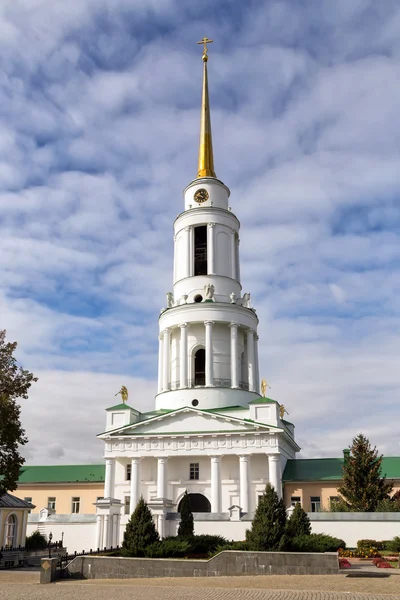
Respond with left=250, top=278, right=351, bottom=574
left=286, top=502, right=311, bottom=538
left=177, top=490, right=194, bottom=537
left=122, top=496, right=159, bottom=556
left=245, top=483, right=287, bottom=551
left=338, top=433, right=393, bottom=512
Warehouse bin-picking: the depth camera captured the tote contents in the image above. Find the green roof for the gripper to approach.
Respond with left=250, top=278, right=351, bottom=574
left=18, top=464, right=105, bottom=484
left=283, top=457, right=400, bottom=482
left=248, top=396, right=278, bottom=405
left=203, top=406, right=247, bottom=413
left=106, top=403, right=135, bottom=411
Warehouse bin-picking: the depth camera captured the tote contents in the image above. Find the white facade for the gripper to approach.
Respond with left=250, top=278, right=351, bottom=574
left=95, top=51, right=300, bottom=545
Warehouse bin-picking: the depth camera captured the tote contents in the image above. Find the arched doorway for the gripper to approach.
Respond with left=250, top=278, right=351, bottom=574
left=178, top=493, right=211, bottom=513
left=4, top=514, right=17, bottom=548
left=194, top=348, right=205, bottom=386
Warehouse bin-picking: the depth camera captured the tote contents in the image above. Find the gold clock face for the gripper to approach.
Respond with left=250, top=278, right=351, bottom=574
left=194, top=188, right=209, bottom=204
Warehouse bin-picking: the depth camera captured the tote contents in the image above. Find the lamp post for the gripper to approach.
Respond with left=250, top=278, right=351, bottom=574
left=48, top=532, right=53, bottom=558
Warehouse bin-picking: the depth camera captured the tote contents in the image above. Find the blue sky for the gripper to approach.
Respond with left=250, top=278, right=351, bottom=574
left=1, top=0, right=400, bottom=464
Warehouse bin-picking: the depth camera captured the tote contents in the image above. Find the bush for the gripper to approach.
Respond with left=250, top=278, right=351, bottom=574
left=357, top=539, right=385, bottom=551
left=386, top=536, right=400, bottom=553
left=246, top=483, right=287, bottom=551
left=177, top=491, right=194, bottom=538
left=121, top=496, right=159, bottom=557
left=210, top=540, right=249, bottom=556
left=145, top=538, right=191, bottom=558
left=186, top=534, right=228, bottom=555
left=286, top=503, right=311, bottom=538
left=25, top=531, right=47, bottom=550
left=288, top=533, right=345, bottom=553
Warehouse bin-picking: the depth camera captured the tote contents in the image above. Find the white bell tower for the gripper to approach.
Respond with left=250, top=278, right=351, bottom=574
left=156, top=38, right=260, bottom=411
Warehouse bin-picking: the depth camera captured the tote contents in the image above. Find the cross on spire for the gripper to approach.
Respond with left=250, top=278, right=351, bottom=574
left=197, top=36, right=213, bottom=62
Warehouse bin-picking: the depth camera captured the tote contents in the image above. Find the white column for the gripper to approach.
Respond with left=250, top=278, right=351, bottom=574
left=103, top=514, right=110, bottom=548
left=246, top=329, right=255, bottom=392
left=115, top=514, right=121, bottom=547
left=231, top=230, right=237, bottom=279
left=205, top=321, right=214, bottom=387
left=112, top=514, right=118, bottom=547
left=95, top=514, right=103, bottom=549
left=210, top=456, right=221, bottom=512
left=239, top=455, right=250, bottom=513
left=268, top=454, right=282, bottom=499
left=157, top=514, right=165, bottom=539
left=185, top=226, right=191, bottom=277
left=157, top=334, right=163, bottom=394
left=162, top=328, right=171, bottom=391
left=104, top=459, right=114, bottom=498
left=129, top=458, right=140, bottom=514
left=179, top=323, right=188, bottom=388
left=157, top=457, right=168, bottom=498
left=229, top=322, right=239, bottom=388
left=189, top=226, right=194, bottom=276
left=254, top=334, right=260, bottom=394
left=207, top=223, right=215, bottom=274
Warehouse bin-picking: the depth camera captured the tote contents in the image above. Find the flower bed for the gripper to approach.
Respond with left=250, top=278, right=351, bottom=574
left=339, top=558, right=351, bottom=569
left=339, top=547, right=380, bottom=559
left=372, top=557, right=393, bottom=569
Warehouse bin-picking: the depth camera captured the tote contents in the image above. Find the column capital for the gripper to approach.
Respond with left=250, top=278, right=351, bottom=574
left=207, top=222, right=216, bottom=228
left=156, top=456, right=169, bottom=464
left=229, top=321, right=238, bottom=328
left=162, top=327, right=170, bottom=335
left=184, top=225, right=192, bottom=231
left=268, top=454, right=281, bottom=462
left=238, top=455, right=249, bottom=463
left=131, top=458, right=141, bottom=464
left=210, top=455, right=221, bottom=463
left=204, top=320, right=215, bottom=326
left=246, top=327, right=255, bottom=335
left=179, top=322, right=188, bottom=329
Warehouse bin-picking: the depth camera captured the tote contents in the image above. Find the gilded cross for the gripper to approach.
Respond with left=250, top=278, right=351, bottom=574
left=197, top=36, right=213, bottom=61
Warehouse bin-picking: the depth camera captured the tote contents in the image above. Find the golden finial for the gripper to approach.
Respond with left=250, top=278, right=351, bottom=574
left=196, top=36, right=216, bottom=178
left=279, top=404, right=289, bottom=419
left=261, top=379, right=270, bottom=397
left=115, top=385, right=128, bottom=403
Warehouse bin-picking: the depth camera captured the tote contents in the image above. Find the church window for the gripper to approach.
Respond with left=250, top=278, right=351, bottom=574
left=310, top=496, right=321, bottom=512
left=47, top=497, right=56, bottom=511
left=194, top=226, right=207, bottom=276
left=124, top=496, right=130, bottom=515
left=126, top=463, right=131, bottom=481
left=190, top=463, right=200, bottom=480
left=4, top=514, right=17, bottom=547
left=72, top=497, right=80, bottom=514
left=290, top=496, right=301, bottom=507
left=194, top=349, right=205, bottom=386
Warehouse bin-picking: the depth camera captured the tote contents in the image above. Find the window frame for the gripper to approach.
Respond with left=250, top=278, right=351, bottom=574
left=47, top=496, right=56, bottom=511
left=189, top=462, right=200, bottom=481
left=310, top=496, right=321, bottom=512
left=126, top=463, right=132, bottom=481
left=71, top=497, right=81, bottom=514
left=290, top=496, right=301, bottom=507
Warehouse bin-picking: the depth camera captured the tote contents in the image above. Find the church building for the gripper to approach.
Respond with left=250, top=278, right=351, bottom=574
left=95, top=39, right=299, bottom=547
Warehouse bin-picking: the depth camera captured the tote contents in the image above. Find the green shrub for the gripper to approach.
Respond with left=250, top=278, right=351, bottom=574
left=288, top=533, right=345, bottom=553
left=186, top=534, right=227, bottom=555
left=25, top=531, right=47, bottom=550
left=145, top=538, right=191, bottom=558
left=286, top=503, right=311, bottom=538
left=386, top=536, right=400, bottom=553
left=121, top=496, right=159, bottom=557
left=246, top=483, right=287, bottom=551
left=210, top=540, right=249, bottom=556
left=177, top=491, right=194, bottom=537
left=357, top=539, right=385, bottom=550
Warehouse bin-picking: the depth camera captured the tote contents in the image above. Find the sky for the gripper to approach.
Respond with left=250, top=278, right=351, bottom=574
left=1, top=0, right=400, bottom=465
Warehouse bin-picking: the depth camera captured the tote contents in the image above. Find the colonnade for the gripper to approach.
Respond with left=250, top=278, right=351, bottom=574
left=102, top=454, right=282, bottom=517
left=176, top=224, right=238, bottom=280
left=157, top=322, right=260, bottom=394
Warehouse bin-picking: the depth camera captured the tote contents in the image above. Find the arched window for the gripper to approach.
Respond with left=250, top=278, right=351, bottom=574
left=4, top=514, right=17, bottom=548
left=178, top=493, right=211, bottom=513
left=194, top=348, right=205, bottom=386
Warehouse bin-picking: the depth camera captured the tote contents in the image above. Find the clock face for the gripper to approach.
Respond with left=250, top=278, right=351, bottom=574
left=194, top=188, right=209, bottom=204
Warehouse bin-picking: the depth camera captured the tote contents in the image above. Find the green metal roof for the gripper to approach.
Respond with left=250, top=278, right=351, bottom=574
left=106, top=403, right=135, bottom=411
left=283, top=457, right=400, bottom=482
left=248, top=396, right=278, bottom=405
left=18, top=464, right=105, bottom=484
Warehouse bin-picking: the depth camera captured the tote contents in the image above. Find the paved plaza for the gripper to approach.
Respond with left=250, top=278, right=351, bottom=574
left=1, top=571, right=400, bottom=600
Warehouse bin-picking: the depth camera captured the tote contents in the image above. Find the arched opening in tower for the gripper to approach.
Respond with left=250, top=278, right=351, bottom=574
left=178, top=493, right=211, bottom=513
left=194, top=348, right=205, bottom=386
left=194, top=225, right=207, bottom=276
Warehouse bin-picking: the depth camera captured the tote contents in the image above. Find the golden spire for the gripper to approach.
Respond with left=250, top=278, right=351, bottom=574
left=196, top=37, right=216, bottom=178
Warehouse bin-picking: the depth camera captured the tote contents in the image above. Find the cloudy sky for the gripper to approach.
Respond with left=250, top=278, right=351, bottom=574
left=1, top=0, right=400, bottom=465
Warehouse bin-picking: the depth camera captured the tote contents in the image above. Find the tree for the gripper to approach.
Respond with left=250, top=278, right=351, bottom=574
left=177, top=490, right=194, bottom=537
left=286, top=502, right=311, bottom=538
left=338, top=433, right=393, bottom=512
left=122, top=496, right=159, bottom=556
left=0, top=330, right=37, bottom=496
left=245, top=483, right=287, bottom=551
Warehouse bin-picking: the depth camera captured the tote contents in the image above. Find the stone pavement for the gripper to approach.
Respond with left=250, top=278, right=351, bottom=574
left=1, top=571, right=400, bottom=600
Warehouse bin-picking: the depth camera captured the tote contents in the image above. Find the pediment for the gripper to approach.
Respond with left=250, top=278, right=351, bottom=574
left=105, top=407, right=271, bottom=438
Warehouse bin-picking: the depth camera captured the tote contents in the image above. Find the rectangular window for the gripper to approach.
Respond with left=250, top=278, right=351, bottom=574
left=291, top=496, right=301, bottom=507
left=72, top=497, right=80, bottom=514
left=310, top=496, right=321, bottom=512
left=126, top=463, right=132, bottom=481
left=47, top=497, right=56, bottom=511
left=194, top=226, right=207, bottom=276
left=190, top=463, right=199, bottom=480
left=124, top=496, right=131, bottom=515
left=24, top=497, right=32, bottom=514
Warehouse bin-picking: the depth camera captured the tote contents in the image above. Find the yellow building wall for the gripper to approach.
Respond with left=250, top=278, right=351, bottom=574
left=284, top=481, right=400, bottom=511
left=0, top=508, right=28, bottom=547
left=12, top=483, right=104, bottom=515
